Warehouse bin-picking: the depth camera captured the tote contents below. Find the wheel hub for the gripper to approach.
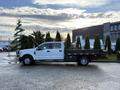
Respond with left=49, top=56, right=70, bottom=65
left=24, top=58, right=31, bottom=64
left=81, top=58, right=87, bottom=65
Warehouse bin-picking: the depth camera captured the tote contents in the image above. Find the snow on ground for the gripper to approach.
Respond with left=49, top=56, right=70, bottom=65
left=0, top=52, right=17, bottom=65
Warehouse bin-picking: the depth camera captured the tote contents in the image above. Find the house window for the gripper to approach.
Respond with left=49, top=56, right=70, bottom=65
left=111, top=26, right=113, bottom=31
left=118, top=33, right=120, bottom=36
left=119, top=25, right=120, bottom=30
left=113, top=33, right=116, bottom=42
left=114, top=25, right=117, bottom=31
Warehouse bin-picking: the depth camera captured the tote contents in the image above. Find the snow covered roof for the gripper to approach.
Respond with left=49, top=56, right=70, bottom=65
left=0, top=41, right=10, bottom=48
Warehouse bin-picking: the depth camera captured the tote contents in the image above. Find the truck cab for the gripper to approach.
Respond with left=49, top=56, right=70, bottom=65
left=35, top=42, right=64, bottom=60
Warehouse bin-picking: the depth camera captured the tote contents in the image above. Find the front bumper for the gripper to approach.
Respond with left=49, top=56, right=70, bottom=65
left=16, top=56, right=23, bottom=63
left=16, top=51, right=23, bottom=62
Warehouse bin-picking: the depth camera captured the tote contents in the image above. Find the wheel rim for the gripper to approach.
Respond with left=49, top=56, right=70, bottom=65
left=81, top=58, right=88, bottom=65
left=24, top=58, right=31, bottom=64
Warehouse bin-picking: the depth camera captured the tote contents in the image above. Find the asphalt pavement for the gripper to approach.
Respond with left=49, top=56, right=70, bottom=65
left=0, top=52, right=120, bottom=90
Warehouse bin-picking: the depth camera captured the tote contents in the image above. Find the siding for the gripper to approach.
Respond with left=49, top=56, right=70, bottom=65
left=72, top=25, right=104, bottom=42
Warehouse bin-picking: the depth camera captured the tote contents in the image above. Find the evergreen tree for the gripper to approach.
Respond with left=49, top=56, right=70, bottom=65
left=27, top=35, right=35, bottom=48
left=45, top=32, right=53, bottom=42
left=19, top=35, right=29, bottom=49
left=65, top=33, right=71, bottom=49
left=32, top=31, right=45, bottom=46
left=55, top=31, right=62, bottom=41
left=94, top=35, right=101, bottom=50
left=11, top=19, right=25, bottom=50
left=76, top=37, right=81, bottom=49
left=19, top=35, right=35, bottom=49
left=105, top=35, right=112, bottom=55
left=115, top=37, right=120, bottom=53
left=84, top=36, right=90, bottom=49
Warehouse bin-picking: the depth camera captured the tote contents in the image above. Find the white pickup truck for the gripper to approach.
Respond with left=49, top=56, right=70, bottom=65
left=16, top=42, right=106, bottom=66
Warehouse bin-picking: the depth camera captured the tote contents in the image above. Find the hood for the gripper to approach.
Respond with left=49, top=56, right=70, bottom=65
left=16, top=48, right=36, bottom=57
left=20, top=48, right=35, bottom=52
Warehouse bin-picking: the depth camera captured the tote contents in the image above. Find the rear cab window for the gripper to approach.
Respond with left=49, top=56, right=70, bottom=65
left=53, top=43, right=61, bottom=49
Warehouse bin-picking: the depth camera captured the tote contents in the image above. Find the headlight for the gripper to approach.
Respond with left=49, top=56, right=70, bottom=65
left=16, top=50, right=19, bottom=55
left=16, top=50, right=21, bottom=57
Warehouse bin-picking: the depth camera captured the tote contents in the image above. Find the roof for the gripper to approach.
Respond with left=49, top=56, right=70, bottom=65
left=72, top=25, right=103, bottom=32
left=0, top=41, right=10, bottom=48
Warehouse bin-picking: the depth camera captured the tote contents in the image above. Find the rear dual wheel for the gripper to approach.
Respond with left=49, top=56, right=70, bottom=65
left=78, top=56, right=89, bottom=66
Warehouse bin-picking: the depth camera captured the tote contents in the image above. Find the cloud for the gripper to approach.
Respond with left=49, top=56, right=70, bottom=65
left=0, top=0, right=120, bottom=40
left=1, top=6, right=120, bottom=21
left=0, top=5, right=120, bottom=40
left=0, top=7, right=85, bottom=16
left=0, top=6, right=120, bottom=21
left=0, top=7, right=86, bottom=21
left=33, top=0, right=109, bottom=8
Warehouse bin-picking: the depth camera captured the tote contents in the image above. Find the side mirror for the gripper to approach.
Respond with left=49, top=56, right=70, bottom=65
left=43, top=47, right=46, bottom=50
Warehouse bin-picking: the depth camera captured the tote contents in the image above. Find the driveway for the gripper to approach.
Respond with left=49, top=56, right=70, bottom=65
left=0, top=52, right=120, bottom=90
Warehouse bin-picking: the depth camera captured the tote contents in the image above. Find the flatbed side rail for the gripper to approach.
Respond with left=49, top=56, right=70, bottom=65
left=65, top=49, right=107, bottom=56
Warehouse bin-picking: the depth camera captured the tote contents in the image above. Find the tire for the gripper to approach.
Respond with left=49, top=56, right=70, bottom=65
left=78, top=56, right=89, bottom=66
left=22, top=56, right=34, bottom=65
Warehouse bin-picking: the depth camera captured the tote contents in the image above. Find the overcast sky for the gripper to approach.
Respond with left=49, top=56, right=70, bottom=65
left=0, top=0, right=120, bottom=40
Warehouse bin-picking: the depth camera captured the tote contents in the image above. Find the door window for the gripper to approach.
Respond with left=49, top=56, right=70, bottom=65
left=37, top=43, right=53, bottom=50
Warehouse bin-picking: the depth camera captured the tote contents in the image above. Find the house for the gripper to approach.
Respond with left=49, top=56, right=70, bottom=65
left=72, top=21, right=120, bottom=43
left=0, top=41, right=10, bottom=51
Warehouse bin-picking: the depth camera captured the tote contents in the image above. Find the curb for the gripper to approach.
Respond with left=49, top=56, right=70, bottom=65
left=92, top=60, right=120, bottom=63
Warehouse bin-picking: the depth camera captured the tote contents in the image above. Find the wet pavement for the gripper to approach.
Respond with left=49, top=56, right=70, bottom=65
left=0, top=52, right=120, bottom=90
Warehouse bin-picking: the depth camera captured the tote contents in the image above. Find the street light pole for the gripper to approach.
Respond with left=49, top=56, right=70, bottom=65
left=8, top=38, right=10, bottom=57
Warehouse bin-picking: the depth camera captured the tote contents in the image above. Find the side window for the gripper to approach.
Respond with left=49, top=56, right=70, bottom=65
left=37, top=43, right=61, bottom=50
left=37, top=43, right=53, bottom=50
left=53, top=43, right=61, bottom=49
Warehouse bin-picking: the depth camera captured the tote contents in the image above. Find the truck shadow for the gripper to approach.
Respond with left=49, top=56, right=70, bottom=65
left=17, top=63, right=105, bottom=78
left=17, top=63, right=106, bottom=78
left=19, top=62, right=100, bottom=71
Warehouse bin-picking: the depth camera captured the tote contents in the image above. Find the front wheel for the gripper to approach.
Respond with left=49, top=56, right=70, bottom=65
left=78, top=56, right=89, bottom=66
left=22, top=56, right=34, bottom=65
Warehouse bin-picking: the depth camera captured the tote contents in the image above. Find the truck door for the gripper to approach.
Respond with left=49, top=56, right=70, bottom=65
left=51, top=43, right=64, bottom=60
left=35, top=42, right=64, bottom=60
left=35, top=43, right=53, bottom=60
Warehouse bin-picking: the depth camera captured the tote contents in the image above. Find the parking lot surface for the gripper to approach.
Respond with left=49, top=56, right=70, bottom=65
left=0, top=52, right=120, bottom=90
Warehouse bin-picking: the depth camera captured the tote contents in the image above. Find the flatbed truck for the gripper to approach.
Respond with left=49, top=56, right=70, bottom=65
left=16, top=42, right=106, bottom=66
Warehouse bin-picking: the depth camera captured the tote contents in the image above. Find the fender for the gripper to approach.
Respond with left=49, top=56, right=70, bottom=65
left=19, top=54, right=34, bottom=62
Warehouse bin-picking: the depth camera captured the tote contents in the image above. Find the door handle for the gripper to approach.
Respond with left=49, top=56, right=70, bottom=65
left=47, top=50, right=50, bottom=52
left=59, top=50, right=62, bottom=52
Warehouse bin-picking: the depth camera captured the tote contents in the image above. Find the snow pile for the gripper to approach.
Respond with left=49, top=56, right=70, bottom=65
left=0, top=52, right=17, bottom=65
